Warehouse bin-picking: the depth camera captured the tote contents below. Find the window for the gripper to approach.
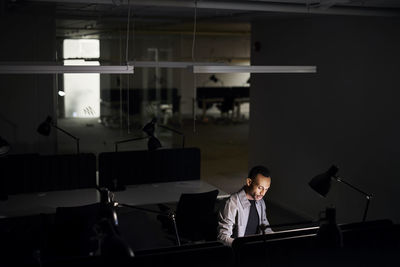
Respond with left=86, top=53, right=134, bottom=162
left=63, top=39, right=100, bottom=118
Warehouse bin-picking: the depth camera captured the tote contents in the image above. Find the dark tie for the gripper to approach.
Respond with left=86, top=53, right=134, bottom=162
left=244, top=200, right=259, bottom=236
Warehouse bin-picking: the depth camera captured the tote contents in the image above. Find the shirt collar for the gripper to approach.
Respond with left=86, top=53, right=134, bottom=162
left=238, top=188, right=251, bottom=209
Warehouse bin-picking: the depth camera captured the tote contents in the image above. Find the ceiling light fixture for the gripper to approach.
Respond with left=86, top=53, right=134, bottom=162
left=130, top=61, right=317, bottom=73
left=192, top=65, right=317, bottom=73
left=131, top=61, right=225, bottom=68
left=0, top=65, right=134, bottom=74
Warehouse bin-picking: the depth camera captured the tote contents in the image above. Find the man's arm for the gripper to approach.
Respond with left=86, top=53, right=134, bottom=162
left=262, top=200, right=274, bottom=234
left=217, top=197, right=237, bottom=246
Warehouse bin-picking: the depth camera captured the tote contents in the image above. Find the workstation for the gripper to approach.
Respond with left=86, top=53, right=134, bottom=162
left=197, top=86, right=250, bottom=122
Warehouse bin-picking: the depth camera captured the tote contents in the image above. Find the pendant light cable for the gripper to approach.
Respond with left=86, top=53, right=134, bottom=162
left=192, top=0, right=198, bottom=133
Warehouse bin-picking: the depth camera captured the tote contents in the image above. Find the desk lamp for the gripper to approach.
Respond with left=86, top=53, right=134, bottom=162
left=114, top=119, right=162, bottom=152
left=98, top=187, right=181, bottom=246
left=309, top=165, right=372, bottom=222
left=37, top=116, right=80, bottom=154
left=144, top=118, right=184, bottom=149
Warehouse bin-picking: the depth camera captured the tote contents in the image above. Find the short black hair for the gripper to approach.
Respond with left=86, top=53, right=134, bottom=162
left=248, top=165, right=270, bottom=180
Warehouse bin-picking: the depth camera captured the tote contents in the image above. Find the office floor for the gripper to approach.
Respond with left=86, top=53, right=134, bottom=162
left=57, top=115, right=308, bottom=226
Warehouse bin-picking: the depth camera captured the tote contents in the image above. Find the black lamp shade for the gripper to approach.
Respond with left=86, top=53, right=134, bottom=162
left=37, top=116, right=53, bottom=136
left=0, top=136, right=10, bottom=156
left=147, top=136, right=162, bottom=151
left=210, top=74, right=219, bottom=83
left=143, top=118, right=157, bottom=136
left=309, top=165, right=339, bottom=197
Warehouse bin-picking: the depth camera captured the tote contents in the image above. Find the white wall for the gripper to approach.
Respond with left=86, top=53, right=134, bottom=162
left=250, top=16, right=400, bottom=224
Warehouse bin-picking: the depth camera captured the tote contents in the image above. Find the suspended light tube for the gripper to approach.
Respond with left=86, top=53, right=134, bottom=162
left=130, top=61, right=317, bottom=73
left=192, top=65, right=317, bottom=73
left=0, top=63, right=316, bottom=74
left=130, top=61, right=227, bottom=69
left=0, top=65, right=134, bottom=74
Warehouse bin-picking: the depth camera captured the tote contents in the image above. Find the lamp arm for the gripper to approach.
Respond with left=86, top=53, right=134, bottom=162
left=158, top=124, right=183, bottom=136
left=52, top=124, right=80, bottom=154
left=114, top=136, right=149, bottom=152
left=117, top=203, right=169, bottom=215
left=97, top=187, right=181, bottom=246
left=158, top=124, right=185, bottom=148
left=334, top=176, right=372, bottom=222
left=117, top=202, right=181, bottom=246
left=363, top=197, right=371, bottom=222
left=52, top=124, right=79, bottom=140
left=334, top=176, right=372, bottom=198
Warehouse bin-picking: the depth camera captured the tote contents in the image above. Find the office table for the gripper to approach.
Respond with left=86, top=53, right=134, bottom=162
left=0, top=180, right=228, bottom=218
left=200, top=97, right=249, bottom=121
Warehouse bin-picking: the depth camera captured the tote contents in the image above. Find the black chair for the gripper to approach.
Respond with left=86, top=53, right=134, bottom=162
left=42, top=203, right=122, bottom=261
left=216, top=91, right=235, bottom=120
left=159, top=190, right=219, bottom=243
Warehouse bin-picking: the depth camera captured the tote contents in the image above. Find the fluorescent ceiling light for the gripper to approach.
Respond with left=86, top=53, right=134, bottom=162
left=130, top=61, right=317, bottom=73
left=0, top=62, right=316, bottom=74
left=0, top=65, right=134, bottom=74
left=132, top=61, right=190, bottom=68
left=192, top=65, right=317, bottom=73
left=130, top=61, right=227, bottom=69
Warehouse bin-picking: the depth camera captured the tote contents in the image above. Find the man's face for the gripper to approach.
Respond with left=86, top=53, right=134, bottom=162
left=246, top=174, right=271, bottom=201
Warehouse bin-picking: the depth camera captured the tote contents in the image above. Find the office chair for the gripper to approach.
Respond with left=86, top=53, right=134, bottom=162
left=42, top=203, right=123, bottom=261
left=216, top=93, right=235, bottom=121
left=159, top=190, right=219, bottom=243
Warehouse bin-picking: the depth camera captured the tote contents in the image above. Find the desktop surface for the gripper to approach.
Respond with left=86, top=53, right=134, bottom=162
left=0, top=180, right=228, bottom=218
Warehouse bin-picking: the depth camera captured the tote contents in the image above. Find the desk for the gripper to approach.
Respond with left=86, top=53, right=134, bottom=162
left=0, top=180, right=229, bottom=218
left=197, top=86, right=250, bottom=121
left=115, top=180, right=229, bottom=205
left=200, top=97, right=249, bottom=121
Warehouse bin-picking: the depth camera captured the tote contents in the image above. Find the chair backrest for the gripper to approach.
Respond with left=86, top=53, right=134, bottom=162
left=98, top=147, right=201, bottom=190
left=43, top=203, right=120, bottom=260
left=176, top=189, right=219, bottom=241
left=219, top=91, right=235, bottom=113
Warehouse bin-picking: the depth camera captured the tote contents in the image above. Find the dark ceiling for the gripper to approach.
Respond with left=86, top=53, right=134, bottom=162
left=3, top=0, right=400, bottom=39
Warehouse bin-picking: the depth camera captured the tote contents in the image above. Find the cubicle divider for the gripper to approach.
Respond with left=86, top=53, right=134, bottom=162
left=41, top=242, right=234, bottom=267
left=98, top=147, right=201, bottom=190
left=232, top=219, right=399, bottom=267
left=0, top=148, right=201, bottom=196
left=9, top=218, right=396, bottom=267
left=0, top=153, right=97, bottom=195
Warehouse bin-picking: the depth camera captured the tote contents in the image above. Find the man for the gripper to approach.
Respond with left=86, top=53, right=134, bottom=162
left=217, top=165, right=273, bottom=246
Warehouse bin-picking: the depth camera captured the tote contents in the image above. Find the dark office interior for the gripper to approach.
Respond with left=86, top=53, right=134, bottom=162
left=1, top=0, right=400, bottom=266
